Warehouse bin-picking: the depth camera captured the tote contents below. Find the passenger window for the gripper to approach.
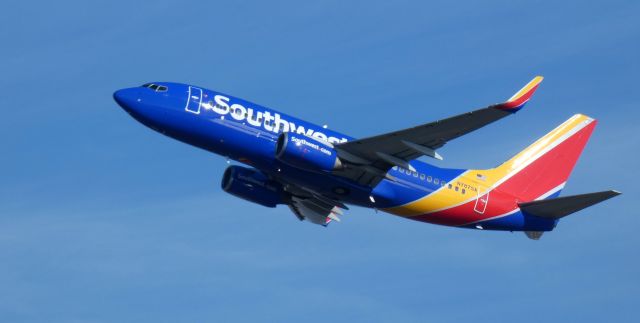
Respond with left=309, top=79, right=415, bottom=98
left=448, top=184, right=452, bottom=189
left=462, top=189, right=466, bottom=194
left=455, top=186, right=459, bottom=192
left=434, top=179, right=439, bottom=185
left=413, top=171, right=418, bottom=177
left=420, top=174, right=425, bottom=180
left=427, top=176, right=432, bottom=182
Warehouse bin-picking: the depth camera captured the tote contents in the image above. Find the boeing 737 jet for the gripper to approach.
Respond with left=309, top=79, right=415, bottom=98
left=113, top=76, right=619, bottom=239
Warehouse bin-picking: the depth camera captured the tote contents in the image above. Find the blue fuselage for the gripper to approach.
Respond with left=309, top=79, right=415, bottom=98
left=114, top=82, right=457, bottom=208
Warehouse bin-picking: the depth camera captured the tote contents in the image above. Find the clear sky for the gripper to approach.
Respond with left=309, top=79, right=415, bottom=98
left=1, top=1, right=638, bottom=322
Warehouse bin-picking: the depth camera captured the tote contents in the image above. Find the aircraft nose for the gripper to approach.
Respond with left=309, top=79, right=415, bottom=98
left=113, top=88, right=141, bottom=113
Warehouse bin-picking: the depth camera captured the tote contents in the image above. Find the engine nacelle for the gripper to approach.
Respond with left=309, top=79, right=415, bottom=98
left=221, top=166, right=284, bottom=208
left=275, top=132, right=342, bottom=172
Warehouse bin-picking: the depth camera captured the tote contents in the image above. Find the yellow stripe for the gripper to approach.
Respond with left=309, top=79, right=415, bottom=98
left=385, top=114, right=592, bottom=217
left=508, top=76, right=543, bottom=102
left=491, top=114, right=591, bottom=175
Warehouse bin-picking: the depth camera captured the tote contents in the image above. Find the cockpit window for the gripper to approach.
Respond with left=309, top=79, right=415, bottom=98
left=142, top=83, right=168, bottom=92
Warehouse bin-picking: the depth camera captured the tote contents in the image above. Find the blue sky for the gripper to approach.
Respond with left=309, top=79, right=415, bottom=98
left=1, top=1, right=638, bottom=322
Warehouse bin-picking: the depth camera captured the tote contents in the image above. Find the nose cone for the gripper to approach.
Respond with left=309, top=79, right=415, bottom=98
left=113, top=88, right=141, bottom=113
left=113, top=86, right=170, bottom=133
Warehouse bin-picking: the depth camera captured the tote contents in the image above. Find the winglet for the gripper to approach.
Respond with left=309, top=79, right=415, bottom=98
left=498, top=76, right=544, bottom=112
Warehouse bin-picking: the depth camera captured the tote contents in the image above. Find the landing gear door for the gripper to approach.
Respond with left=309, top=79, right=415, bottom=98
left=185, top=86, right=203, bottom=114
left=474, top=185, right=490, bottom=214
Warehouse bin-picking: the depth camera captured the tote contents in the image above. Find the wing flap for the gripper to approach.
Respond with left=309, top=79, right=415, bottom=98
left=288, top=195, right=347, bottom=226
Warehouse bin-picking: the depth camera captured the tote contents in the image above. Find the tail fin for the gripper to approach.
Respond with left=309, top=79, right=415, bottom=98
left=478, top=114, right=597, bottom=201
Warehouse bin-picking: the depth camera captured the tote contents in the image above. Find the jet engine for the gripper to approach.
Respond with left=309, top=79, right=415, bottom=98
left=221, top=166, right=284, bottom=208
left=275, top=133, right=342, bottom=173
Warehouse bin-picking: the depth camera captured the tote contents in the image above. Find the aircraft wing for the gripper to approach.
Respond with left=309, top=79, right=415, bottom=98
left=334, top=76, right=543, bottom=186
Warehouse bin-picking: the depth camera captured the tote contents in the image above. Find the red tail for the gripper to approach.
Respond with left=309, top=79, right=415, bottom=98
left=492, top=114, right=596, bottom=201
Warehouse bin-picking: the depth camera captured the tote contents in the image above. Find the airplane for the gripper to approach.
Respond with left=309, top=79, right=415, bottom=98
left=113, top=76, right=620, bottom=240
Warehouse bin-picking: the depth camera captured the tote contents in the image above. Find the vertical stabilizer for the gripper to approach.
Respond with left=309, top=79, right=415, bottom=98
left=483, top=114, right=597, bottom=201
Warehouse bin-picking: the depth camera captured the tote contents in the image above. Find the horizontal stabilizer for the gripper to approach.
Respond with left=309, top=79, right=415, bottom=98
left=519, top=190, right=621, bottom=219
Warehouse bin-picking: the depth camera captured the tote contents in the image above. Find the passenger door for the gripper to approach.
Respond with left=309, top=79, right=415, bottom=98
left=185, top=86, right=203, bottom=114
left=474, top=185, right=490, bottom=214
